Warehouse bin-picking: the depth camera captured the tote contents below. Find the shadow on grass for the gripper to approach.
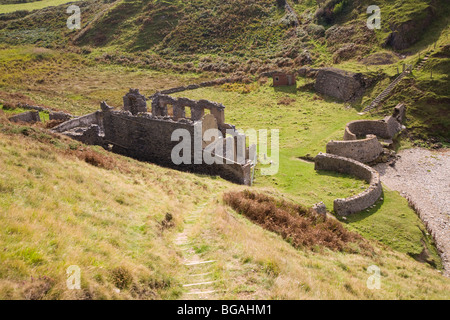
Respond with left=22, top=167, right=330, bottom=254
left=314, top=169, right=384, bottom=221
left=315, top=168, right=362, bottom=180
left=273, top=85, right=297, bottom=94
left=340, top=190, right=385, bottom=223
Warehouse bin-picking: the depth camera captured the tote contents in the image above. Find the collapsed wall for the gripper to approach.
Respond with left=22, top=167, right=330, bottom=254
left=314, top=68, right=370, bottom=102
left=327, top=103, right=406, bottom=163
left=52, top=90, right=254, bottom=185
left=315, top=153, right=382, bottom=216
left=8, top=110, right=41, bottom=123
left=326, top=134, right=383, bottom=163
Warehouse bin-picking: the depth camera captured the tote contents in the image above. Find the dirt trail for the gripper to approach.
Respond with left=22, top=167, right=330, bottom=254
left=374, top=148, right=450, bottom=276
left=175, top=200, right=222, bottom=299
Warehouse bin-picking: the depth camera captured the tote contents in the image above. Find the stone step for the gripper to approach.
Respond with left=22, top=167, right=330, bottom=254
left=186, top=290, right=217, bottom=295
left=363, top=71, right=406, bottom=112
left=184, top=260, right=216, bottom=266
left=188, top=272, right=213, bottom=277
left=183, top=281, right=217, bottom=287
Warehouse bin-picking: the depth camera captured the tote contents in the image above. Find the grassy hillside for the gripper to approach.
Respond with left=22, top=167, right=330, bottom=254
left=1, top=0, right=447, bottom=143
left=0, top=0, right=449, bottom=300
left=0, top=46, right=212, bottom=115
left=0, top=112, right=232, bottom=299
left=0, top=0, right=74, bottom=14
left=172, top=80, right=442, bottom=268
left=0, top=44, right=444, bottom=268
left=0, top=115, right=449, bottom=299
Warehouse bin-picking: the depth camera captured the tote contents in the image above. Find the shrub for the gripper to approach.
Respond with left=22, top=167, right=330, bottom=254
left=223, top=190, right=372, bottom=253
left=278, top=96, right=296, bottom=105
left=75, top=149, right=116, bottom=170
left=110, top=266, right=133, bottom=290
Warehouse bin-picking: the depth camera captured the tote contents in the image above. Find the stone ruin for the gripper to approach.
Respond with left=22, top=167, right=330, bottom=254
left=314, top=68, right=372, bottom=102
left=326, top=103, right=406, bottom=163
left=123, top=88, right=147, bottom=115
left=52, top=89, right=255, bottom=185
left=315, top=153, right=382, bottom=216
left=8, top=110, right=41, bottom=123
left=313, top=103, right=406, bottom=215
left=7, top=104, right=73, bottom=123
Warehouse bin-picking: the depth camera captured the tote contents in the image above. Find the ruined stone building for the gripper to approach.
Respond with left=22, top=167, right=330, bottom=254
left=314, top=104, right=406, bottom=216
left=52, top=89, right=255, bottom=185
left=314, top=68, right=371, bottom=101
left=272, top=72, right=296, bottom=87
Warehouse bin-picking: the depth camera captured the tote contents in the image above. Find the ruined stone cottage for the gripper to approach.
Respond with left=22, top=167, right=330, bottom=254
left=273, top=72, right=296, bottom=87
left=52, top=89, right=255, bottom=185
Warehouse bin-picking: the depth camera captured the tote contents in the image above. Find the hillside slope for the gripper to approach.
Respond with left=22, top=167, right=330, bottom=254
left=1, top=106, right=449, bottom=299
left=1, top=0, right=448, bottom=144
left=0, top=113, right=231, bottom=299
left=0, top=0, right=449, bottom=300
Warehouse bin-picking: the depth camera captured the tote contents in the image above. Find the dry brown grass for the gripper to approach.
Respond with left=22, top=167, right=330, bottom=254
left=44, top=119, right=65, bottom=129
left=277, top=96, right=296, bottom=105
left=223, top=190, right=372, bottom=254
left=0, top=116, right=126, bottom=172
left=73, top=148, right=117, bottom=171
left=0, top=118, right=231, bottom=299
left=0, top=91, right=40, bottom=109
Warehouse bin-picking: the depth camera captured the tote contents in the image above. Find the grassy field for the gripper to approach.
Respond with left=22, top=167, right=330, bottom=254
left=0, top=0, right=449, bottom=299
left=0, top=114, right=233, bottom=299
left=0, top=0, right=75, bottom=14
left=0, top=116, right=449, bottom=299
left=173, top=80, right=442, bottom=267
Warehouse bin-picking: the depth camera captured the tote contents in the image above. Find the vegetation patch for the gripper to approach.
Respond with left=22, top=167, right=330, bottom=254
left=223, top=190, right=372, bottom=254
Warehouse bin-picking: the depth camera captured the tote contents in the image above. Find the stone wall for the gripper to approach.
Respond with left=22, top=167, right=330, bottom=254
left=314, top=68, right=368, bottom=101
left=344, top=120, right=394, bottom=140
left=8, top=111, right=41, bottom=123
left=52, top=111, right=102, bottom=134
left=151, top=94, right=226, bottom=134
left=53, top=93, right=254, bottom=185
left=123, top=89, right=147, bottom=115
left=102, top=110, right=196, bottom=167
left=49, top=111, right=72, bottom=122
left=17, top=103, right=73, bottom=120
left=314, top=153, right=382, bottom=216
left=100, top=107, right=252, bottom=184
left=326, top=134, right=383, bottom=163
left=392, top=103, right=406, bottom=123
left=64, top=124, right=105, bottom=146
left=383, top=115, right=402, bottom=139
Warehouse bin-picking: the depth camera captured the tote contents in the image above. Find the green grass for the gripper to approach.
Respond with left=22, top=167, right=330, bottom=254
left=0, top=105, right=49, bottom=121
left=172, top=80, right=442, bottom=265
left=0, top=116, right=232, bottom=299
left=343, top=188, right=442, bottom=268
left=0, top=0, right=448, bottom=298
left=0, top=0, right=75, bottom=14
